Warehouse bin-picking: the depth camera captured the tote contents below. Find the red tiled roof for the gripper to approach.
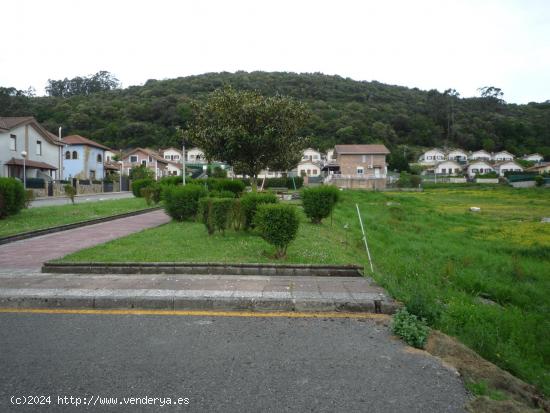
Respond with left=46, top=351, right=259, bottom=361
left=62, top=135, right=111, bottom=151
left=5, top=157, right=57, bottom=170
left=122, top=148, right=168, bottom=164
left=334, top=144, right=390, bottom=155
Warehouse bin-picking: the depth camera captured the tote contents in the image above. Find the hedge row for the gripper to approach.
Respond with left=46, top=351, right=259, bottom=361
left=0, top=177, right=26, bottom=219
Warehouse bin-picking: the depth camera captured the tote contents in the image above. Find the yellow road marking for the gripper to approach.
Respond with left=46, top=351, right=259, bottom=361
left=0, top=308, right=389, bottom=320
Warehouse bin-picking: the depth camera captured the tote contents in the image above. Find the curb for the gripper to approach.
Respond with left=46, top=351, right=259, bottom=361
left=42, top=262, right=364, bottom=277
left=0, top=289, right=399, bottom=314
left=0, top=207, right=162, bottom=246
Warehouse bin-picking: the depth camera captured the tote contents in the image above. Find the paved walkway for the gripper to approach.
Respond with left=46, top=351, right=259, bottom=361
left=0, top=210, right=170, bottom=271
left=30, top=191, right=134, bottom=208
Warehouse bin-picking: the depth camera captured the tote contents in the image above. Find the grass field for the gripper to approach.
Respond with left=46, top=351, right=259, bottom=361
left=58, top=186, right=550, bottom=396
left=0, top=198, right=150, bottom=238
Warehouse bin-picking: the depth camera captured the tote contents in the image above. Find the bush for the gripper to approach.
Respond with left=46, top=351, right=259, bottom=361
left=259, top=177, right=304, bottom=189
left=0, top=177, right=25, bottom=218
left=231, top=199, right=244, bottom=231
left=209, top=189, right=236, bottom=198
left=535, top=175, right=544, bottom=187
left=208, top=178, right=245, bottom=196
left=211, top=198, right=234, bottom=234
left=198, top=198, right=215, bottom=235
left=64, top=184, right=76, bottom=205
left=130, top=164, right=154, bottom=180
left=140, top=184, right=162, bottom=206
left=24, top=189, right=35, bottom=208
left=210, top=166, right=227, bottom=178
left=301, top=185, right=340, bottom=224
left=476, top=172, right=498, bottom=179
left=240, top=192, right=278, bottom=230
left=254, top=204, right=300, bottom=258
left=163, top=184, right=207, bottom=221
left=159, top=176, right=183, bottom=186
left=391, top=308, right=430, bottom=349
left=132, top=178, right=155, bottom=197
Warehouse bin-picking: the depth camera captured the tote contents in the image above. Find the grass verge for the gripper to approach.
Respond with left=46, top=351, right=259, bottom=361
left=0, top=197, right=150, bottom=238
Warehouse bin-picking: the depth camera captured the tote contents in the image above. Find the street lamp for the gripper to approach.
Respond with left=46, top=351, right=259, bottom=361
left=118, top=161, right=123, bottom=192
left=21, top=150, right=27, bottom=190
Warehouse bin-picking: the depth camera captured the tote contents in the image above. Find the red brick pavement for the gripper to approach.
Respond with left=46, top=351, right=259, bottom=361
left=0, top=210, right=171, bottom=271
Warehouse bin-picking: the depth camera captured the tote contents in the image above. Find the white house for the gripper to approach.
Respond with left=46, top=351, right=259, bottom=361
left=301, top=148, right=322, bottom=162
left=166, top=161, right=182, bottom=176
left=187, top=147, right=205, bottom=163
left=494, top=161, right=523, bottom=177
left=120, top=148, right=168, bottom=180
left=466, top=160, right=494, bottom=178
left=162, top=147, right=182, bottom=162
left=434, top=160, right=463, bottom=175
left=521, top=153, right=544, bottom=163
left=0, top=116, right=63, bottom=180
left=326, top=149, right=336, bottom=163
left=447, top=149, right=468, bottom=162
left=469, top=150, right=492, bottom=161
left=492, top=151, right=515, bottom=162
left=418, top=148, right=445, bottom=165
left=297, top=161, right=321, bottom=177
left=104, top=150, right=119, bottom=162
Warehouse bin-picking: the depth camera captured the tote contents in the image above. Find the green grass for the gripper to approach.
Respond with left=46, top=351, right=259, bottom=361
left=57, top=186, right=550, bottom=396
left=0, top=198, right=151, bottom=238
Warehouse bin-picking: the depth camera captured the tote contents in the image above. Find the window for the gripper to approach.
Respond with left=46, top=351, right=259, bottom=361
left=10, top=134, right=16, bottom=150
left=36, top=141, right=42, bottom=155
left=312, top=169, right=317, bottom=175
left=149, top=156, right=153, bottom=162
left=174, top=155, right=179, bottom=160
left=165, top=155, right=170, bottom=159
left=72, top=151, right=78, bottom=159
left=141, top=160, right=147, bottom=166
left=357, top=167, right=364, bottom=175
left=65, top=151, right=71, bottom=160
left=90, top=170, right=95, bottom=180
left=130, top=155, right=138, bottom=163
left=97, top=154, right=102, bottom=163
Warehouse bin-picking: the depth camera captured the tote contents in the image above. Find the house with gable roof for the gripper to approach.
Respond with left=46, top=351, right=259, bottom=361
left=62, top=135, right=111, bottom=180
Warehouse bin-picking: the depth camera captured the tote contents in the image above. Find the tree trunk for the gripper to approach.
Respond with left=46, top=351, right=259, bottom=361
left=250, top=176, right=258, bottom=192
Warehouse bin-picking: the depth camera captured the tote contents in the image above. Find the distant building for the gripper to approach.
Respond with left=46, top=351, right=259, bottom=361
left=120, top=148, right=168, bottom=180
left=418, top=148, right=445, bottom=165
left=492, top=151, right=515, bottom=162
left=466, top=160, right=494, bottom=178
left=469, top=150, right=492, bottom=161
left=62, top=135, right=111, bottom=180
left=521, top=153, right=544, bottom=163
left=494, top=161, right=523, bottom=177
left=0, top=116, right=63, bottom=180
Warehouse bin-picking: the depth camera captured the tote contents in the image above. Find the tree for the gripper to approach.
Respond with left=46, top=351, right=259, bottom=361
left=46, top=71, right=120, bottom=97
left=186, top=87, right=310, bottom=190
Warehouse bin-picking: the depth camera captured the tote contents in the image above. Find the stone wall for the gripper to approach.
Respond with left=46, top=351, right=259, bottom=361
left=330, top=177, right=387, bottom=190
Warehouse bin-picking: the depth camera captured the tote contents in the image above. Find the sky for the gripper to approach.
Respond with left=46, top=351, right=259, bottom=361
left=2, top=0, right=550, bottom=104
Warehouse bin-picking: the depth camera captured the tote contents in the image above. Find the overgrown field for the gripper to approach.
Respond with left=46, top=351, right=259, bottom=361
left=59, top=187, right=550, bottom=395
left=0, top=198, right=150, bottom=237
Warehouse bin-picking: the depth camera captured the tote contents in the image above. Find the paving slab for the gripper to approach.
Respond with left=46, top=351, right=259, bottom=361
left=0, top=273, right=400, bottom=314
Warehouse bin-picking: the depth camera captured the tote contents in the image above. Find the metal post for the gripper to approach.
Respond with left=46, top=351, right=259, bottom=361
left=356, top=203, right=374, bottom=273
left=118, top=161, right=123, bottom=192
left=182, top=143, right=186, bottom=185
left=21, top=150, right=27, bottom=190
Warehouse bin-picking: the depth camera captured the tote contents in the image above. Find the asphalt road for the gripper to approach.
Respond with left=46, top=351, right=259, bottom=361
left=0, top=312, right=469, bottom=412
left=30, top=192, right=134, bottom=208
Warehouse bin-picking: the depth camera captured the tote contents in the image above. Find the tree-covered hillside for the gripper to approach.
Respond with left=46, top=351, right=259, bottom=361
left=1, top=71, right=549, bottom=159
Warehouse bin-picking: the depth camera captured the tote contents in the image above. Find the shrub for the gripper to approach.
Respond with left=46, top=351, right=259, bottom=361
left=263, top=177, right=304, bottom=189
left=159, top=176, right=183, bottom=186
left=209, top=189, right=236, bottom=198
left=163, top=184, right=207, bottom=221
left=64, top=184, right=76, bottom=205
left=198, top=198, right=215, bottom=235
left=132, top=178, right=155, bottom=197
left=391, top=308, right=430, bottom=349
left=211, top=198, right=234, bottom=234
left=254, top=204, right=300, bottom=258
left=210, top=166, right=227, bottom=178
left=129, top=164, right=154, bottom=180
left=231, top=199, right=244, bottom=231
left=301, top=185, right=340, bottom=224
left=208, top=178, right=245, bottom=196
left=410, top=175, right=422, bottom=187
left=140, top=184, right=162, bottom=206
left=476, top=172, right=498, bottom=179
left=535, top=175, right=544, bottom=187
left=24, top=189, right=35, bottom=208
left=0, top=177, right=25, bottom=218
left=240, top=192, right=278, bottom=230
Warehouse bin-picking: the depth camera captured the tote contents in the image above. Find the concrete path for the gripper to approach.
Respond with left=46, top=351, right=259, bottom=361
left=0, top=273, right=398, bottom=313
left=30, top=191, right=134, bottom=208
left=0, top=210, right=170, bottom=271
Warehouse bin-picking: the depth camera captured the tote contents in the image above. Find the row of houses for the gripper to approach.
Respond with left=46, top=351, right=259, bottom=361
left=418, top=148, right=543, bottom=165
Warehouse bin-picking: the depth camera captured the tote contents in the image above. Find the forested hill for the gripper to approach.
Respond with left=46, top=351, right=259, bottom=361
left=1, top=71, right=549, bottom=159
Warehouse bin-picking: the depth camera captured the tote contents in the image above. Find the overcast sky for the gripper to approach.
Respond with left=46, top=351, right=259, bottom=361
left=2, top=0, right=549, bottom=103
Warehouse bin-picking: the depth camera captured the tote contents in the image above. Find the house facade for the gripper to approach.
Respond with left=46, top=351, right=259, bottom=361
left=492, top=151, right=515, bottom=162
left=526, top=162, right=550, bottom=174
left=522, top=153, right=544, bottom=163
left=187, top=147, right=205, bottom=163
left=162, top=147, right=182, bottom=162
left=0, top=116, right=63, bottom=180
left=297, top=161, right=321, bottom=177
left=469, top=150, right=492, bottom=161
left=434, top=160, right=462, bottom=175
left=121, top=148, right=168, bottom=180
left=447, top=149, right=468, bottom=162
left=466, top=160, right=494, bottom=178
left=62, top=135, right=110, bottom=180
left=494, top=161, right=523, bottom=177
left=418, top=148, right=445, bottom=165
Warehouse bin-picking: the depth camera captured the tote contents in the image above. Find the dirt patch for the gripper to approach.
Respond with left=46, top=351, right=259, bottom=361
left=425, top=330, right=549, bottom=412
left=466, top=396, right=544, bottom=413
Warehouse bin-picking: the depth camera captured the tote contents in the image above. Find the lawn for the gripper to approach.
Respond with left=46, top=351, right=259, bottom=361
left=0, top=197, right=151, bottom=238
left=58, top=186, right=550, bottom=396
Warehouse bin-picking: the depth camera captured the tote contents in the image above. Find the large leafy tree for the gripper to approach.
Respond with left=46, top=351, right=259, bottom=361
left=186, top=87, right=310, bottom=190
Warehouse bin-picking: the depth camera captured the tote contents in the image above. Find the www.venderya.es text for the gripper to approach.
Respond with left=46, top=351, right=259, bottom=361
left=10, top=395, right=190, bottom=407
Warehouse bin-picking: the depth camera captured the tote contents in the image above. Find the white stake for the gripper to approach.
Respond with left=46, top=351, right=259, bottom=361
left=356, top=203, right=374, bottom=273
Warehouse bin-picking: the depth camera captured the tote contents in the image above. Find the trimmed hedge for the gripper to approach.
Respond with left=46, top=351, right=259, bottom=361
left=25, top=177, right=45, bottom=189
left=301, top=185, right=340, bottom=224
left=163, top=184, right=207, bottom=221
left=141, top=184, right=162, bottom=205
left=132, top=178, right=155, bottom=197
left=241, top=177, right=303, bottom=189
left=207, top=178, right=246, bottom=195
left=0, top=177, right=26, bottom=218
left=254, top=204, right=300, bottom=258
left=209, top=189, right=236, bottom=198
left=240, top=192, right=278, bottom=230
